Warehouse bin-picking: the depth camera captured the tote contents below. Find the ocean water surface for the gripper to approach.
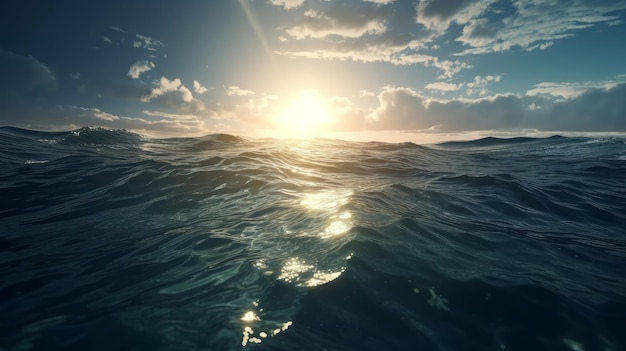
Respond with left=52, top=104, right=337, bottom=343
left=1, top=126, right=625, bottom=350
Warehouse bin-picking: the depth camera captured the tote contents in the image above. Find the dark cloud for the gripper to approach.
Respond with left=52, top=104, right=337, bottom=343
left=372, top=87, right=524, bottom=131
left=0, top=49, right=57, bottom=98
left=462, top=94, right=525, bottom=129
left=145, top=92, right=205, bottom=115
left=526, top=83, right=626, bottom=131
left=368, top=82, right=626, bottom=132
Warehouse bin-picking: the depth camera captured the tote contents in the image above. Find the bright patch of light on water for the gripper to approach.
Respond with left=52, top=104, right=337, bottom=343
left=300, top=189, right=352, bottom=212
left=278, top=257, right=314, bottom=285
left=305, top=270, right=345, bottom=287
left=277, top=257, right=346, bottom=287
left=240, top=311, right=260, bottom=322
left=299, top=190, right=354, bottom=238
left=239, top=312, right=294, bottom=347
left=322, top=218, right=352, bottom=238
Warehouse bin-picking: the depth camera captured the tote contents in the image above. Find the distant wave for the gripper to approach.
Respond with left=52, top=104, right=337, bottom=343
left=437, top=134, right=568, bottom=147
left=61, top=126, right=144, bottom=146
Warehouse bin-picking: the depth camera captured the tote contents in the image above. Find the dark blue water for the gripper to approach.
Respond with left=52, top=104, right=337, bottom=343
left=1, top=126, right=625, bottom=351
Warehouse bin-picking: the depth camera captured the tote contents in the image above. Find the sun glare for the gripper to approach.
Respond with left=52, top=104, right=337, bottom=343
left=272, top=90, right=333, bottom=138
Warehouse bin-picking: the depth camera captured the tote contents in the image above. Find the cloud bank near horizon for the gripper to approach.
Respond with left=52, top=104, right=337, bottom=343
left=2, top=48, right=625, bottom=138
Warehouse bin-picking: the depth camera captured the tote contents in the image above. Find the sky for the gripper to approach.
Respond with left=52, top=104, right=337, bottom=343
left=1, top=0, right=626, bottom=143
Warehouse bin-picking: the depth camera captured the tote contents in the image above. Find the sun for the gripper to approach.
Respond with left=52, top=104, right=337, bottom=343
left=272, top=90, right=333, bottom=138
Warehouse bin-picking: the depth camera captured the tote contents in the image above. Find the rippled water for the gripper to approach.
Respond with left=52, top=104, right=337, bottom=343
left=1, top=126, right=625, bottom=350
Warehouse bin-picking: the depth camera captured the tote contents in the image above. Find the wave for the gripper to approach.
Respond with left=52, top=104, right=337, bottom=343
left=1, top=127, right=626, bottom=350
left=437, top=134, right=567, bottom=148
left=60, top=126, right=144, bottom=146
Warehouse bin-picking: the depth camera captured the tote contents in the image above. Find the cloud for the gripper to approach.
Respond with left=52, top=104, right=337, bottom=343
left=142, top=77, right=204, bottom=114
left=66, top=107, right=207, bottom=135
left=5, top=81, right=625, bottom=138
left=369, top=87, right=481, bottom=130
left=0, top=59, right=208, bottom=136
left=201, top=93, right=282, bottom=134
left=358, top=82, right=626, bottom=132
left=0, top=49, right=57, bottom=99
left=359, top=90, right=376, bottom=97
left=275, top=3, right=471, bottom=77
left=278, top=44, right=470, bottom=77
left=467, top=75, right=501, bottom=87
left=101, top=26, right=127, bottom=45
left=416, top=0, right=497, bottom=33
left=226, top=86, right=255, bottom=96
left=285, top=8, right=387, bottom=39
left=133, top=33, right=165, bottom=51
left=364, top=0, right=395, bottom=4
left=530, top=83, right=626, bottom=131
left=141, top=110, right=207, bottom=123
left=0, top=103, right=210, bottom=136
left=268, top=0, right=304, bottom=10
left=364, top=0, right=626, bottom=57
left=193, top=80, right=208, bottom=94
left=425, top=82, right=463, bottom=91
left=430, top=58, right=472, bottom=79
left=108, top=26, right=126, bottom=33
left=455, top=0, right=626, bottom=55
left=368, top=86, right=524, bottom=131
left=273, top=0, right=626, bottom=74
left=526, top=79, right=622, bottom=99
left=465, top=74, right=501, bottom=95
left=143, top=77, right=191, bottom=102
left=277, top=32, right=423, bottom=63
left=127, top=61, right=155, bottom=79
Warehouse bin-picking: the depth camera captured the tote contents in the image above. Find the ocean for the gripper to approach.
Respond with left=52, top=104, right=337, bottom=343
left=1, top=126, right=625, bottom=351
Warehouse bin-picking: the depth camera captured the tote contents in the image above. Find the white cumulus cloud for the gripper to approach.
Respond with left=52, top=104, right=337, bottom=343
left=142, top=77, right=204, bottom=114
left=268, top=0, right=304, bottom=10
left=193, top=80, right=208, bottom=94
left=127, top=61, right=155, bottom=79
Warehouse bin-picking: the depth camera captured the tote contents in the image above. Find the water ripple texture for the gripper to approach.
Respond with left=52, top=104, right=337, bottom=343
left=1, top=127, right=625, bottom=351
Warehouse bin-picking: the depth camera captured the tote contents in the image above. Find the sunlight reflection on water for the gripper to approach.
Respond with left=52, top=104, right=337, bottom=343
left=239, top=306, right=294, bottom=347
left=277, top=256, right=347, bottom=287
left=300, top=189, right=352, bottom=212
left=237, top=188, right=355, bottom=347
left=300, top=189, right=354, bottom=238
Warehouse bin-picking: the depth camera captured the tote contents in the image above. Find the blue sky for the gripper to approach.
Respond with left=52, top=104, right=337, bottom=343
left=1, top=0, right=625, bottom=142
